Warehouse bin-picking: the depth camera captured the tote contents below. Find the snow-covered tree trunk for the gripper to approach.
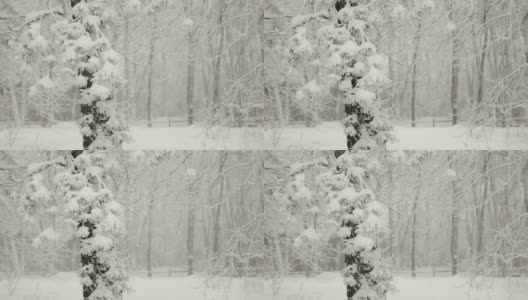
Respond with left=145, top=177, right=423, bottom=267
left=19, top=1, right=130, bottom=298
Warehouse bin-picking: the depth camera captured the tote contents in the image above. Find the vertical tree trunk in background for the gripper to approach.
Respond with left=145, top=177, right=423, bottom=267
left=147, top=198, right=154, bottom=278
left=186, top=35, right=195, bottom=126
left=411, top=168, right=421, bottom=277
left=450, top=158, right=460, bottom=275
left=211, top=2, right=225, bottom=125
left=185, top=3, right=195, bottom=126
left=476, top=153, right=490, bottom=255
left=450, top=28, right=460, bottom=125
left=259, top=3, right=268, bottom=126
left=411, top=19, right=422, bottom=127
left=9, top=87, right=20, bottom=129
left=123, top=17, right=130, bottom=112
left=476, top=1, right=490, bottom=108
left=186, top=206, right=195, bottom=275
left=186, top=160, right=196, bottom=275
left=71, top=237, right=77, bottom=271
left=522, top=161, right=528, bottom=214
left=387, top=166, right=396, bottom=265
left=212, top=152, right=228, bottom=266
left=147, top=17, right=157, bottom=128
left=523, top=14, right=528, bottom=63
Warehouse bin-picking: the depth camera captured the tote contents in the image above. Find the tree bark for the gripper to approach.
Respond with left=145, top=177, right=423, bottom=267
left=212, top=152, right=228, bottom=264
left=184, top=3, right=195, bottom=126
left=411, top=168, right=421, bottom=277
left=476, top=153, right=490, bottom=255
left=522, top=161, right=528, bottom=214
left=522, top=13, right=528, bottom=64
left=186, top=164, right=196, bottom=275
left=450, top=29, right=460, bottom=125
left=450, top=158, right=460, bottom=275
left=211, top=3, right=226, bottom=125
left=411, top=19, right=422, bottom=127
left=147, top=17, right=157, bottom=128
left=147, top=197, right=154, bottom=277
left=476, top=0, right=490, bottom=107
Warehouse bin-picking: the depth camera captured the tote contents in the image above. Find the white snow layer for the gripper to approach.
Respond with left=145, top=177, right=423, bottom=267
left=1, top=272, right=526, bottom=300
left=1, top=122, right=527, bottom=150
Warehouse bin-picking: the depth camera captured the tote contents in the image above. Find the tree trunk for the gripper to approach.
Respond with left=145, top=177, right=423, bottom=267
left=212, top=153, right=228, bottom=264
left=334, top=151, right=372, bottom=300
left=411, top=19, right=422, bottom=127
left=450, top=29, right=460, bottom=125
left=185, top=3, right=195, bottom=126
left=259, top=4, right=268, bottom=126
left=522, top=161, right=528, bottom=214
left=411, top=168, right=421, bottom=277
left=78, top=218, right=98, bottom=299
left=69, top=2, right=117, bottom=298
left=9, top=87, right=20, bottom=128
left=147, top=17, right=157, bottom=128
left=147, top=194, right=155, bottom=278
left=186, top=179, right=196, bottom=276
left=523, top=14, right=528, bottom=63
left=211, top=3, right=225, bottom=125
left=476, top=153, right=490, bottom=255
left=450, top=159, right=460, bottom=275
left=123, top=17, right=131, bottom=115
left=186, top=35, right=195, bottom=126
left=476, top=1, right=490, bottom=107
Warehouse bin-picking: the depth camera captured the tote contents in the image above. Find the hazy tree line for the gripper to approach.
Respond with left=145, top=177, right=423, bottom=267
left=265, top=0, right=528, bottom=126
left=1, top=150, right=527, bottom=290
left=1, top=0, right=526, bottom=129
left=0, top=0, right=264, bottom=128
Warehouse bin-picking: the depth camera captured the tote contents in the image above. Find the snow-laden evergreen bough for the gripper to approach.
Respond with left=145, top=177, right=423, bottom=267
left=22, top=151, right=129, bottom=300
left=287, top=0, right=394, bottom=299
left=288, top=0, right=392, bottom=150
left=19, top=0, right=129, bottom=149
left=287, top=152, right=393, bottom=299
left=16, top=1, right=144, bottom=298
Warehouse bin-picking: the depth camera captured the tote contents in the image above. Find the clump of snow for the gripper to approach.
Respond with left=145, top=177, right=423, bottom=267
left=185, top=168, right=197, bottom=178
left=126, top=0, right=142, bottom=13
left=391, top=4, right=407, bottom=18
left=182, top=18, right=194, bottom=28
left=445, top=21, right=457, bottom=33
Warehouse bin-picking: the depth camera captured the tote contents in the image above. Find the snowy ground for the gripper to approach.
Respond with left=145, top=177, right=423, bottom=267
left=1, top=122, right=527, bottom=150
left=1, top=272, right=527, bottom=300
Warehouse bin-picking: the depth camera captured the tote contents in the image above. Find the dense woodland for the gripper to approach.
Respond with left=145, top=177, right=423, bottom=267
left=0, top=0, right=264, bottom=128
left=0, top=0, right=526, bottom=128
left=0, top=1, right=527, bottom=299
left=1, top=151, right=527, bottom=288
left=266, top=0, right=528, bottom=126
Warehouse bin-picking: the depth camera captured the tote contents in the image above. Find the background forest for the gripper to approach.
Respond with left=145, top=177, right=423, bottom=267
left=266, top=0, right=528, bottom=127
left=1, top=150, right=527, bottom=288
left=0, top=0, right=527, bottom=129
